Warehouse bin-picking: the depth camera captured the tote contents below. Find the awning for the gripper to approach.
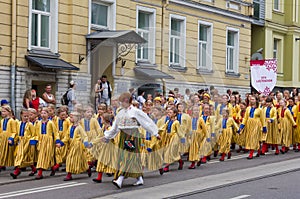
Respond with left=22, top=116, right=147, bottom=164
left=86, top=30, right=146, bottom=51
left=86, top=30, right=146, bottom=44
left=134, top=67, right=174, bottom=79
left=25, top=55, right=79, bottom=71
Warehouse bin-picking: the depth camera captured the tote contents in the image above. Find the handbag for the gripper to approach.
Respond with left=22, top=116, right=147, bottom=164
left=124, top=140, right=136, bottom=151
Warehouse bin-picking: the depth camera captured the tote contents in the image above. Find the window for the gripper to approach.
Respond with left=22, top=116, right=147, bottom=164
left=226, top=1, right=241, bottom=10
left=31, top=0, right=50, bottom=48
left=273, top=38, right=283, bottom=73
left=136, top=6, right=156, bottom=64
left=226, top=28, right=239, bottom=73
left=293, top=0, right=299, bottom=22
left=253, top=0, right=260, bottom=19
left=198, top=21, right=213, bottom=70
left=169, top=15, right=186, bottom=68
left=274, top=0, right=280, bottom=11
left=273, top=39, right=279, bottom=59
left=29, top=0, right=57, bottom=51
left=91, top=0, right=116, bottom=30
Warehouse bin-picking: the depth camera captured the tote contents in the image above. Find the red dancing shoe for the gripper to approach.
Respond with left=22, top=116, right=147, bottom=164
left=178, top=159, right=184, bottom=170
left=188, top=162, right=195, bottom=169
left=163, top=165, right=169, bottom=172
left=219, top=153, right=226, bottom=162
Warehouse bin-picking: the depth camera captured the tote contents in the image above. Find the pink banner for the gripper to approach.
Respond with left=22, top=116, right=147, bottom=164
left=250, top=59, right=277, bottom=95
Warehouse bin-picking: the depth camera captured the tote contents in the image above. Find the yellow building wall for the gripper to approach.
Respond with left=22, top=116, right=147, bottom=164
left=0, top=0, right=89, bottom=72
left=114, top=0, right=252, bottom=88
left=0, top=1, right=12, bottom=66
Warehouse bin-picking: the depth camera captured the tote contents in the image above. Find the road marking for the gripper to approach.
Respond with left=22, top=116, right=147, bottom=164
left=229, top=195, right=251, bottom=199
left=0, top=182, right=87, bottom=199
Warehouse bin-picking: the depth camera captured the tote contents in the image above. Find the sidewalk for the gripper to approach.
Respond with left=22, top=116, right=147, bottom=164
left=0, top=167, right=66, bottom=186
left=97, top=157, right=300, bottom=199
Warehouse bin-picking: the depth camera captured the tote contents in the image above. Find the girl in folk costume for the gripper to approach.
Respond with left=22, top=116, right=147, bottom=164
left=146, top=106, right=165, bottom=175
left=238, top=96, right=266, bottom=159
left=47, top=104, right=57, bottom=122
left=287, top=97, right=298, bottom=151
left=0, top=105, right=17, bottom=171
left=10, top=109, right=37, bottom=179
left=209, top=104, right=220, bottom=158
left=91, top=113, right=117, bottom=183
left=80, top=105, right=101, bottom=173
left=176, top=103, right=192, bottom=155
left=95, top=103, right=107, bottom=128
left=199, top=104, right=216, bottom=164
left=188, top=106, right=206, bottom=169
left=277, top=99, right=297, bottom=154
left=56, top=112, right=90, bottom=181
left=199, top=93, right=214, bottom=115
left=216, top=109, right=238, bottom=161
left=54, top=107, right=71, bottom=165
left=28, top=108, right=38, bottom=125
left=161, top=107, right=185, bottom=172
left=293, top=97, right=300, bottom=152
left=229, top=95, right=240, bottom=150
left=140, top=104, right=151, bottom=169
left=235, top=101, right=247, bottom=153
left=262, top=97, right=279, bottom=155
left=215, top=94, right=233, bottom=122
left=34, top=107, right=61, bottom=179
left=101, top=92, right=160, bottom=189
left=28, top=108, right=39, bottom=164
left=157, top=107, right=171, bottom=147
left=74, top=103, right=84, bottom=119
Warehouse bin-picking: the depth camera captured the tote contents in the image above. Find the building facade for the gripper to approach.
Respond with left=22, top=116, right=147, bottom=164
left=106, top=0, right=253, bottom=97
left=252, top=0, right=300, bottom=90
left=0, top=0, right=254, bottom=115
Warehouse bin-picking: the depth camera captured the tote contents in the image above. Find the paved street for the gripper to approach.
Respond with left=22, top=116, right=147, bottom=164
left=0, top=149, right=299, bottom=199
left=182, top=170, right=300, bottom=199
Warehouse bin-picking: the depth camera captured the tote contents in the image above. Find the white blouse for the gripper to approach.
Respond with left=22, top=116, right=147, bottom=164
left=104, top=105, right=158, bottom=139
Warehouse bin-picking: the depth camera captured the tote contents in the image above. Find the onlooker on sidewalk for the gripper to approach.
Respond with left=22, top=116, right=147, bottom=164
left=137, top=90, right=146, bottom=109
left=99, top=75, right=112, bottom=106
left=23, top=89, right=33, bottom=109
left=93, top=78, right=102, bottom=109
left=42, top=84, right=56, bottom=106
left=129, top=88, right=137, bottom=101
left=67, top=81, right=77, bottom=112
left=31, top=89, right=46, bottom=111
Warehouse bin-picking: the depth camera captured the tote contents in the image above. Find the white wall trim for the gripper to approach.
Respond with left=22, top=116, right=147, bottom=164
left=90, top=0, right=116, bottom=30
left=136, top=5, right=156, bottom=64
left=28, top=0, right=58, bottom=53
left=169, top=14, right=186, bottom=68
left=226, top=27, right=240, bottom=74
left=169, top=0, right=252, bottom=23
left=197, top=20, right=213, bottom=70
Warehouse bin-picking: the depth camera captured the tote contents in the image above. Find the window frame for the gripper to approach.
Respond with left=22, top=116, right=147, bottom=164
left=273, top=0, right=280, bottom=11
left=90, top=0, right=116, bottom=30
left=136, top=6, right=156, bottom=64
left=169, top=14, right=186, bottom=68
left=253, top=0, right=260, bottom=19
left=273, top=36, right=283, bottom=74
left=28, top=0, right=58, bottom=52
left=197, top=20, right=213, bottom=71
left=226, top=27, right=239, bottom=74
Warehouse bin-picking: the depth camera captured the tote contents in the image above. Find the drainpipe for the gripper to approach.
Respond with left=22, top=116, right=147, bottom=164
left=161, top=0, right=169, bottom=96
left=11, top=0, right=17, bottom=113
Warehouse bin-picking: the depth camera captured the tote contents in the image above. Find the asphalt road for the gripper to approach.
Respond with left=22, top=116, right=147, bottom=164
left=182, top=170, right=300, bottom=199
left=0, top=149, right=299, bottom=199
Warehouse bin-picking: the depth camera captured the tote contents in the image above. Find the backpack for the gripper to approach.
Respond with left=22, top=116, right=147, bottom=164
left=61, top=90, right=70, bottom=105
